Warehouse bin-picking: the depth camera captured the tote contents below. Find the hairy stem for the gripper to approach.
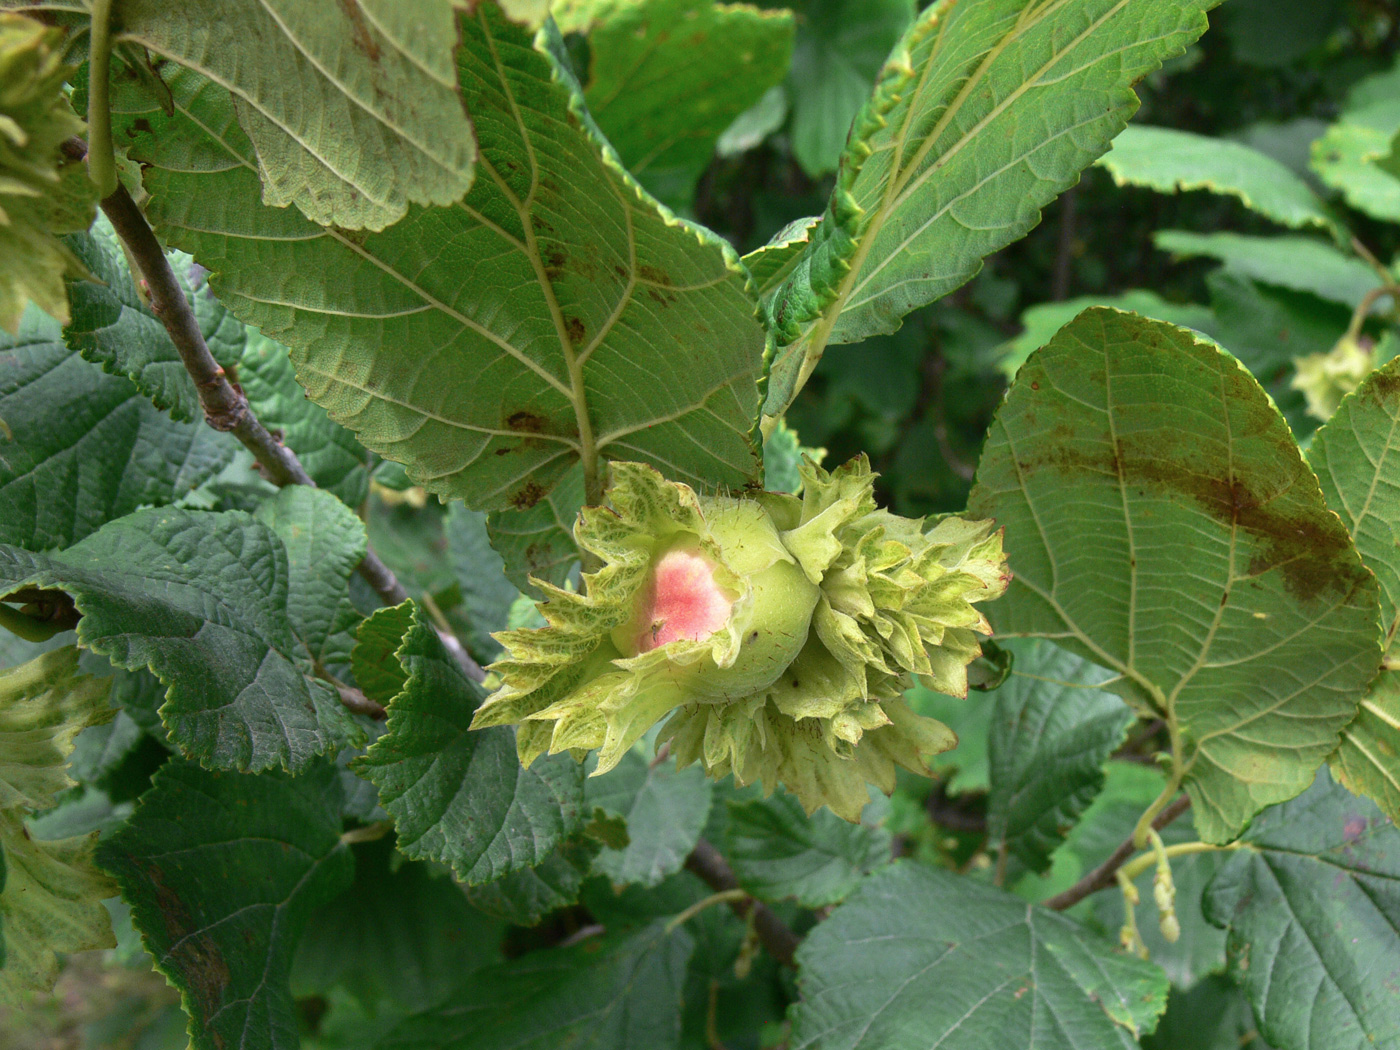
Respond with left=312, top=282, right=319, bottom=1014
left=85, top=0, right=117, bottom=199
left=685, top=838, right=801, bottom=968
left=1042, top=793, right=1191, bottom=911
left=80, top=149, right=486, bottom=687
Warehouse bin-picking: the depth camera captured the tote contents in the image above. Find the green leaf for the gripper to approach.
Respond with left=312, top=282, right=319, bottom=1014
left=0, top=12, right=94, bottom=334
left=97, top=761, right=355, bottom=1050
left=63, top=216, right=238, bottom=422
left=1098, top=124, right=1343, bottom=237
left=0, top=507, right=361, bottom=773
left=790, top=862, right=1170, bottom=1048
left=1143, top=976, right=1272, bottom=1050
left=68, top=711, right=144, bottom=785
left=0, top=647, right=115, bottom=804
left=0, top=810, right=117, bottom=1007
left=1001, top=291, right=1216, bottom=380
left=1312, top=100, right=1400, bottom=223
left=786, top=0, right=914, bottom=178
left=0, top=647, right=116, bottom=1004
left=1203, top=770, right=1400, bottom=1050
left=1154, top=230, right=1381, bottom=308
left=293, top=838, right=504, bottom=1013
left=466, top=835, right=599, bottom=926
left=723, top=790, right=890, bottom=907
left=0, top=305, right=235, bottom=551
left=238, top=331, right=371, bottom=507
left=907, top=681, right=993, bottom=795
left=986, top=639, right=1132, bottom=876
left=1032, top=761, right=1228, bottom=990
left=445, top=502, right=521, bottom=663
left=354, top=600, right=585, bottom=884
left=375, top=920, right=694, bottom=1050
left=486, top=467, right=584, bottom=596
left=586, top=750, right=711, bottom=889
left=767, top=0, right=1216, bottom=414
left=105, top=0, right=475, bottom=231
left=111, top=9, right=766, bottom=513
left=254, top=486, right=367, bottom=674
left=1205, top=269, right=1350, bottom=435
left=1308, top=358, right=1400, bottom=822
left=968, top=309, right=1381, bottom=844
left=580, top=0, right=795, bottom=209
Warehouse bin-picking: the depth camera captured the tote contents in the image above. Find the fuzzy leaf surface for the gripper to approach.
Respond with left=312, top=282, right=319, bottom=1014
left=585, top=751, right=711, bottom=889
left=0, top=307, right=234, bottom=551
left=1099, top=124, right=1342, bottom=236
left=969, top=309, right=1381, bottom=843
left=354, top=601, right=585, bottom=884
left=1203, top=770, right=1400, bottom=1050
left=97, top=761, right=354, bottom=1050
left=0, top=507, right=360, bottom=773
left=580, top=0, right=795, bottom=209
left=106, top=0, right=476, bottom=231
left=790, top=862, right=1169, bottom=1049
left=986, top=639, right=1132, bottom=875
left=769, top=0, right=1216, bottom=408
left=238, top=332, right=371, bottom=506
left=1309, top=357, right=1400, bottom=822
left=724, top=791, right=891, bottom=907
left=376, top=920, right=694, bottom=1050
left=109, top=10, right=765, bottom=512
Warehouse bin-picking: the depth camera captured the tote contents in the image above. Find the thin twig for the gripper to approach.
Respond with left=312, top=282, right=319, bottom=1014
left=72, top=139, right=486, bottom=687
left=1042, top=794, right=1191, bottom=911
left=685, top=838, right=801, bottom=968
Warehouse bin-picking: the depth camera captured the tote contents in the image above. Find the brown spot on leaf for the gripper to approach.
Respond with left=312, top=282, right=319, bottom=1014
left=511, top=481, right=546, bottom=509
left=337, top=0, right=381, bottom=61
left=144, top=861, right=231, bottom=1042
left=638, top=265, right=672, bottom=285
left=564, top=316, right=586, bottom=343
left=506, top=411, right=545, bottom=433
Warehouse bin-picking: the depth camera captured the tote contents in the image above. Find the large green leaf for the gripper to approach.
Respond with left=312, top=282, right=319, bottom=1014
left=292, top=839, right=504, bottom=1013
left=0, top=507, right=361, bottom=773
left=786, top=0, right=915, bottom=178
left=968, top=309, right=1381, bottom=844
left=89, top=0, right=477, bottom=231
left=1309, top=358, right=1400, bottom=822
left=109, top=7, right=766, bottom=513
left=354, top=601, right=585, bottom=885
left=1203, top=770, right=1400, bottom=1050
left=1001, top=290, right=1216, bottom=380
left=1154, top=231, right=1380, bottom=309
left=764, top=0, right=1216, bottom=415
left=579, top=0, right=795, bottom=209
left=486, top=467, right=584, bottom=595
left=790, top=862, right=1169, bottom=1049
left=1312, top=99, right=1400, bottom=223
left=375, top=920, right=694, bottom=1050
left=63, top=216, right=239, bottom=422
left=1098, top=124, right=1343, bottom=237
left=0, top=306, right=235, bottom=551
left=253, top=486, right=367, bottom=675
left=585, top=750, right=711, bottom=889
left=0, top=647, right=116, bottom=1005
left=98, top=761, right=355, bottom=1050
left=444, top=502, right=520, bottom=663
left=724, top=790, right=891, bottom=908
left=238, top=332, right=371, bottom=507
left=466, top=835, right=599, bottom=926
left=986, top=639, right=1132, bottom=876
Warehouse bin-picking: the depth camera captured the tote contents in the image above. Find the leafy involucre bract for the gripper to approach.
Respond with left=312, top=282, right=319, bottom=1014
left=473, top=458, right=1009, bottom=820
